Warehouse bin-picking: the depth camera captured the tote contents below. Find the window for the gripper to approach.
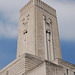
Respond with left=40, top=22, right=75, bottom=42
left=64, top=73, right=66, bottom=75
left=66, top=69, right=68, bottom=75
left=74, top=72, right=75, bottom=75
left=46, top=29, right=51, bottom=60
left=22, top=73, right=25, bottom=75
left=6, top=71, right=8, bottom=75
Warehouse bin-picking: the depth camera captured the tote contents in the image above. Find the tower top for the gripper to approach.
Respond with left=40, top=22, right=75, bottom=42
left=20, top=0, right=56, bottom=17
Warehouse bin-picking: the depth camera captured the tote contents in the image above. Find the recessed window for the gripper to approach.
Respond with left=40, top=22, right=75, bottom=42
left=6, top=71, right=8, bottom=75
left=74, top=72, right=75, bottom=75
left=22, top=73, right=24, bottom=75
left=64, top=73, right=66, bottom=75
left=66, top=69, right=68, bottom=75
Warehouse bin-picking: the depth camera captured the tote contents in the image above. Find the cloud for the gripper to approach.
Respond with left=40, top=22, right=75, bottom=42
left=0, top=0, right=29, bottom=23
left=0, top=21, right=18, bottom=38
left=0, top=0, right=75, bottom=41
left=0, top=0, right=30, bottom=39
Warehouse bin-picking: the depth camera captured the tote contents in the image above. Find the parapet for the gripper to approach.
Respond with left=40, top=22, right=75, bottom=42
left=20, top=0, right=56, bottom=17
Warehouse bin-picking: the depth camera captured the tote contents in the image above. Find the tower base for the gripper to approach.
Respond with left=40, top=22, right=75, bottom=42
left=0, top=53, right=64, bottom=75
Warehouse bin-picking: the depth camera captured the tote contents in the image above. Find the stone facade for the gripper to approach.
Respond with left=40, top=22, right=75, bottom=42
left=0, top=53, right=63, bottom=75
left=0, top=0, right=75, bottom=75
left=17, top=0, right=62, bottom=61
left=0, top=53, right=75, bottom=75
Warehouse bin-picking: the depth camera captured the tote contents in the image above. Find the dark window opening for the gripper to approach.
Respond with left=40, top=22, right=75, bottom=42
left=66, top=69, right=68, bottom=75
left=74, top=72, right=75, bottom=75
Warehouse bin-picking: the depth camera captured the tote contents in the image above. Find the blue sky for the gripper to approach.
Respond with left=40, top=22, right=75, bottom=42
left=0, top=0, right=75, bottom=70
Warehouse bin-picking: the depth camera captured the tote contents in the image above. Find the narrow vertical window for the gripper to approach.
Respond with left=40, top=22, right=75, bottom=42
left=6, top=71, right=8, bottom=75
left=66, top=69, right=68, bottom=75
left=64, top=73, right=66, bottom=75
left=23, top=29, right=27, bottom=41
left=46, top=30, right=51, bottom=60
left=74, top=72, right=75, bottom=75
left=22, top=73, right=25, bottom=75
left=46, top=30, right=49, bottom=60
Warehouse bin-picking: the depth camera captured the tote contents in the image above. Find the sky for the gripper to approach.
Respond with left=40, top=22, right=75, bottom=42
left=0, top=0, right=75, bottom=70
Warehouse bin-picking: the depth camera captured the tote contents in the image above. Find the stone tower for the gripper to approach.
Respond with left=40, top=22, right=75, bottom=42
left=17, top=0, right=62, bottom=61
left=0, top=0, right=75, bottom=75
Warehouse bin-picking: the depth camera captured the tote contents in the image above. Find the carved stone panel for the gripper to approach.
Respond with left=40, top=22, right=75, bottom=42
left=43, top=15, right=54, bottom=61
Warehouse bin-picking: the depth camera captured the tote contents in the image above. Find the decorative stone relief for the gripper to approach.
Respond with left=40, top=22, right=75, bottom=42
left=43, top=15, right=54, bottom=61
left=26, top=14, right=30, bottom=20
left=22, top=18, right=25, bottom=25
left=21, top=14, right=30, bottom=42
left=22, top=14, right=30, bottom=25
left=43, top=15, right=52, bottom=25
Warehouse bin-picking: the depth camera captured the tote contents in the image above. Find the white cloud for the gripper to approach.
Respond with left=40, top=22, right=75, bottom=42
left=0, top=0, right=29, bottom=23
left=0, top=0, right=29, bottom=39
left=0, top=0, right=75, bottom=41
left=0, top=21, right=18, bottom=38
